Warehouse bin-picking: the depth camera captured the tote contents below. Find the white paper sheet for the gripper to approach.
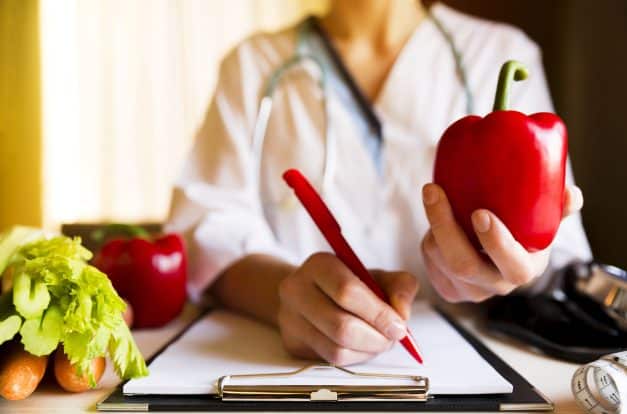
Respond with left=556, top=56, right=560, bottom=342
left=124, top=302, right=512, bottom=395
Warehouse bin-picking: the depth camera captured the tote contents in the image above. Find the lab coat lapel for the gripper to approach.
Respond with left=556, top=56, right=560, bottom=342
left=374, top=15, right=439, bottom=146
left=375, top=3, right=468, bottom=147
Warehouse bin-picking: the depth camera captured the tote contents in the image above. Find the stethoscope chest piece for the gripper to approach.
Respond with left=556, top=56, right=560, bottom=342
left=575, top=263, right=627, bottom=329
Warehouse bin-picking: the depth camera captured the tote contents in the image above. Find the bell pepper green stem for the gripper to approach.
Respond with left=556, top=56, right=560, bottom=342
left=492, top=60, right=529, bottom=111
left=91, top=223, right=151, bottom=243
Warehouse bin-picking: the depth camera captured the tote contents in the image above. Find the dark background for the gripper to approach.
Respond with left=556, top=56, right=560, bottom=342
left=440, top=0, right=627, bottom=268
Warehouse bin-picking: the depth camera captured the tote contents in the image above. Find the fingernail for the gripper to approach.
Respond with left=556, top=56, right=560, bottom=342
left=385, top=320, right=407, bottom=341
left=472, top=210, right=491, bottom=233
left=573, top=186, right=584, bottom=210
left=423, top=185, right=439, bottom=206
left=392, top=294, right=411, bottom=320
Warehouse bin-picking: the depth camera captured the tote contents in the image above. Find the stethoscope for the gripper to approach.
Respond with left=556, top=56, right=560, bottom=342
left=251, top=21, right=333, bottom=210
left=252, top=11, right=473, bottom=211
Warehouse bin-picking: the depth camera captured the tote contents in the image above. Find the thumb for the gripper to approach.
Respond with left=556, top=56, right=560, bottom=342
left=371, top=270, right=419, bottom=321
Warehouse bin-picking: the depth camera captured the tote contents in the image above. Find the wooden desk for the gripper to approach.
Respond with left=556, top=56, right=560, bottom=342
left=0, top=304, right=584, bottom=414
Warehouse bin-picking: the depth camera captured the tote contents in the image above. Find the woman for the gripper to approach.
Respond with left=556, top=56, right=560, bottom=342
left=167, top=0, right=591, bottom=365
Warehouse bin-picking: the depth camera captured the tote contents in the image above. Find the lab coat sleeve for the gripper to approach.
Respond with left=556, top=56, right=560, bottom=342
left=509, top=34, right=593, bottom=285
left=166, top=44, right=297, bottom=303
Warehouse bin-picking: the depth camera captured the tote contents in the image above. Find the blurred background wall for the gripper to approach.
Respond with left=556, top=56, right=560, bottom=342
left=37, top=0, right=328, bottom=227
left=1, top=0, right=625, bottom=268
left=0, top=0, right=42, bottom=229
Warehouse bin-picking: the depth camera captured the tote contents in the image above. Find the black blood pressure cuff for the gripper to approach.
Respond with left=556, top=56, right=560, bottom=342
left=484, top=263, right=627, bottom=364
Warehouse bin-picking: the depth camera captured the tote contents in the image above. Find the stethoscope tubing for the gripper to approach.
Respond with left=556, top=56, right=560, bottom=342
left=251, top=10, right=471, bottom=211
left=252, top=52, right=333, bottom=210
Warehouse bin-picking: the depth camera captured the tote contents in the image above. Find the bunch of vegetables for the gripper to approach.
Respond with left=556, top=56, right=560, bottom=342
left=0, top=226, right=148, bottom=400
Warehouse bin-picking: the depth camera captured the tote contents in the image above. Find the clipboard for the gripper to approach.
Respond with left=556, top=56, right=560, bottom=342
left=218, top=363, right=428, bottom=401
left=97, top=309, right=553, bottom=412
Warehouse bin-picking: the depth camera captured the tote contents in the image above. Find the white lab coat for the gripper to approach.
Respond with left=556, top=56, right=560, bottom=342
left=167, top=3, right=592, bottom=301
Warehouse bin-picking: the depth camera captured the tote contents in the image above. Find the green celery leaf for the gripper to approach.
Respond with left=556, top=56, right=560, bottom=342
left=18, top=236, right=91, bottom=262
left=0, top=226, right=44, bottom=275
left=62, top=326, right=111, bottom=387
left=63, top=290, right=93, bottom=333
left=0, top=292, right=21, bottom=346
left=0, top=315, right=21, bottom=346
left=108, top=319, right=148, bottom=379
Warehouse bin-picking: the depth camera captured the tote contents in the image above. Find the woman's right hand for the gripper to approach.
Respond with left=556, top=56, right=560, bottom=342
left=277, top=252, right=418, bottom=366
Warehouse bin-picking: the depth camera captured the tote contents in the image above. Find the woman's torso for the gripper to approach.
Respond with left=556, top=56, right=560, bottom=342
left=252, top=3, right=548, bottom=292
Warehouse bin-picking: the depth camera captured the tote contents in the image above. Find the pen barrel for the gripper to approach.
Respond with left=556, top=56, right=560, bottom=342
left=327, top=234, right=388, bottom=302
left=282, top=168, right=423, bottom=363
left=331, top=234, right=423, bottom=364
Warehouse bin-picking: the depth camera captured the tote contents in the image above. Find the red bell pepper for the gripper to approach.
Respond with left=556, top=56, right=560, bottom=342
left=92, top=225, right=187, bottom=328
left=433, top=60, right=567, bottom=252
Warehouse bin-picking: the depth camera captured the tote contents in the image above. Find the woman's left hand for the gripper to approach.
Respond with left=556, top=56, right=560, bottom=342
left=420, top=183, right=584, bottom=303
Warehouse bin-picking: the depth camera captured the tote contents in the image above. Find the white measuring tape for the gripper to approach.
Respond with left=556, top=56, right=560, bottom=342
left=572, top=351, right=627, bottom=414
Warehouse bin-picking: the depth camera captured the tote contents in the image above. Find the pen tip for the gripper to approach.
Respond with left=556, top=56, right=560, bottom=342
left=410, top=348, right=424, bottom=364
left=401, top=335, right=424, bottom=364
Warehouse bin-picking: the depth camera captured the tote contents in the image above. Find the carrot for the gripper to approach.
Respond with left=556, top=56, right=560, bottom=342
left=0, top=341, right=48, bottom=401
left=54, top=349, right=105, bottom=393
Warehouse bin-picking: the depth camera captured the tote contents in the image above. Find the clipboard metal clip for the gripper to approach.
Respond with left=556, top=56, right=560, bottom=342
left=217, top=363, right=429, bottom=402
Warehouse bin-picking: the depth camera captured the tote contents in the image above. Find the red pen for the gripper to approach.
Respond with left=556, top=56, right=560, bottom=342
left=283, top=168, right=423, bottom=364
